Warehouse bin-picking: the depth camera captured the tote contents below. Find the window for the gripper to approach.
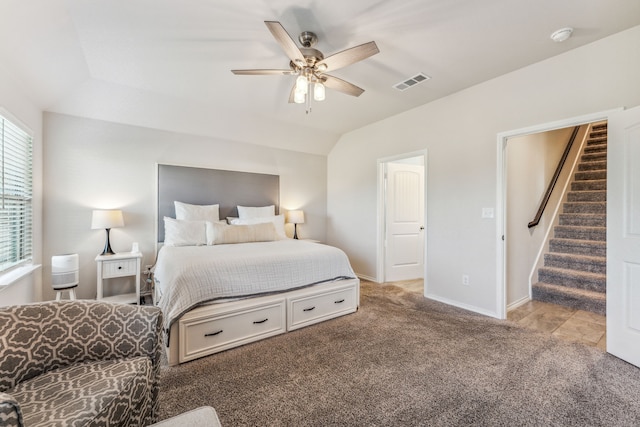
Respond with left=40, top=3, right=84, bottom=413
left=0, top=113, right=33, bottom=273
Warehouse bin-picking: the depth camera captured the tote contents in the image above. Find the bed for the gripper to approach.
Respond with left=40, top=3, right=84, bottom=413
left=155, top=164, right=360, bottom=365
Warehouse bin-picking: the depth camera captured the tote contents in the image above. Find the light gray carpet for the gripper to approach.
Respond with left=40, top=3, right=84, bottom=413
left=158, top=282, right=640, bottom=426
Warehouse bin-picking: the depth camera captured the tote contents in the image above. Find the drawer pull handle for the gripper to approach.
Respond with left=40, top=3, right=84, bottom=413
left=253, top=318, right=268, bottom=324
left=303, top=306, right=316, bottom=312
left=204, top=330, right=223, bottom=337
left=118, top=266, right=122, bottom=270
left=335, top=299, right=345, bottom=304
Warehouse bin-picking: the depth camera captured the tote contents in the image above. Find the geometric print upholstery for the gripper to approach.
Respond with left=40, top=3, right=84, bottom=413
left=0, top=300, right=163, bottom=427
left=11, top=357, right=152, bottom=426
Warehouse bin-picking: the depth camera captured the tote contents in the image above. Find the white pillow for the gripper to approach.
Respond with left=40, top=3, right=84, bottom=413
left=230, top=214, right=287, bottom=239
left=175, top=201, right=220, bottom=222
left=164, top=217, right=206, bottom=246
left=206, top=221, right=280, bottom=245
left=237, top=205, right=275, bottom=219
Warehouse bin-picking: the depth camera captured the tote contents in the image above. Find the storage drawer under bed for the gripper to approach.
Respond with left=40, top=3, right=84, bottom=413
left=178, top=298, right=286, bottom=363
left=287, top=282, right=358, bottom=331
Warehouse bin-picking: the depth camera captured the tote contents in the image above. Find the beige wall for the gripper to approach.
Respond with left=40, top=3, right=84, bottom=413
left=327, top=25, right=640, bottom=317
left=42, top=113, right=328, bottom=300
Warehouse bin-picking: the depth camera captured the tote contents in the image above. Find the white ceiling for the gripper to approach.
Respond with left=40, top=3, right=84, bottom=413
left=2, top=0, right=639, bottom=155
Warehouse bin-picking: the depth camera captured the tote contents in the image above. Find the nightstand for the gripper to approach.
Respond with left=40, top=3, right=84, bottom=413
left=95, top=252, right=143, bottom=304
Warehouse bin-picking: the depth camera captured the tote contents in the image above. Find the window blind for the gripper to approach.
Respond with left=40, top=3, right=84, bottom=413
left=0, top=114, right=33, bottom=273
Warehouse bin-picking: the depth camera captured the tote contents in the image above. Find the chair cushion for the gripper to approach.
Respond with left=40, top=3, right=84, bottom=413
left=10, top=356, right=152, bottom=426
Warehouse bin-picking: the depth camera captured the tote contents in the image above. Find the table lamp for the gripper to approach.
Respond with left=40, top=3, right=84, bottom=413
left=287, top=210, right=305, bottom=240
left=91, top=209, right=124, bottom=255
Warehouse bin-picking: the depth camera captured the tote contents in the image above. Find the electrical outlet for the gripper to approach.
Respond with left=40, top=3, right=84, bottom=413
left=143, top=265, right=153, bottom=274
left=462, top=275, right=470, bottom=286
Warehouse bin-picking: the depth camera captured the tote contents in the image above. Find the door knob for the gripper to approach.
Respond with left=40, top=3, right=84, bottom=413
left=420, top=226, right=425, bottom=230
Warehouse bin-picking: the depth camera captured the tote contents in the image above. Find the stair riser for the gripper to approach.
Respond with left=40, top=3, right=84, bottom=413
left=578, top=161, right=607, bottom=171
left=588, top=131, right=607, bottom=142
left=544, top=254, right=606, bottom=274
left=563, top=202, right=606, bottom=214
left=549, top=240, right=606, bottom=257
left=571, top=180, right=606, bottom=191
left=555, top=227, right=606, bottom=241
left=575, top=171, right=606, bottom=181
left=567, top=191, right=606, bottom=202
left=584, top=145, right=607, bottom=154
left=558, top=214, right=606, bottom=227
left=587, top=137, right=607, bottom=145
left=532, top=285, right=605, bottom=316
left=581, top=152, right=607, bottom=162
left=538, top=269, right=606, bottom=292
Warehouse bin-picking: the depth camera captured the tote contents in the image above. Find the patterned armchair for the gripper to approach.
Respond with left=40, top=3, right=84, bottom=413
left=0, top=300, right=163, bottom=427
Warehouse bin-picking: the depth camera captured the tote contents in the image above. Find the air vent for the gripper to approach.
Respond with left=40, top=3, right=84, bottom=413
left=393, top=73, right=431, bottom=91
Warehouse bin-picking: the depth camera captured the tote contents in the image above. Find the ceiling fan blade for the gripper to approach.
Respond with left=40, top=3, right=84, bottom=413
left=231, top=69, right=294, bottom=75
left=322, top=75, right=365, bottom=97
left=264, top=21, right=306, bottom=67
left=317, top=41, right=379, bottom=72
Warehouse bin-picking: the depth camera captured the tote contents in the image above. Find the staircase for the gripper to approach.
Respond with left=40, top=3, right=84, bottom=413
left=532, top=123, right=607, bottom=315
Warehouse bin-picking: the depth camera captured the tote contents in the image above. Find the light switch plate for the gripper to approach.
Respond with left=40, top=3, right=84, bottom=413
left=482, top=207, right=494, bottom=219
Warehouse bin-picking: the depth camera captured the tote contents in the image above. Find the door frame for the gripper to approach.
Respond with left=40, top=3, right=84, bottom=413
left=376, top=149, right=428, bottom=287
left=495, top=109, right=622, bottom=319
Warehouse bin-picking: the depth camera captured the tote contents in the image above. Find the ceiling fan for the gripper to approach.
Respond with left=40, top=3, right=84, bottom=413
left=232, top=21, right=379, bottom=111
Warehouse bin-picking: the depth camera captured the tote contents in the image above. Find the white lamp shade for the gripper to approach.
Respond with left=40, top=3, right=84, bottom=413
left=287, top=210, right=305, bottom=224
left=91, top=209, right=124, bottom=229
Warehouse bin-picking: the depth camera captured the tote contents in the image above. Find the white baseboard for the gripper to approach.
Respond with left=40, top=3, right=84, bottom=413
left=425, top=292, right=499, bottom=319
left=356, top=273, right=378, bottom=283
left=507, top=295, right=531, bottom=312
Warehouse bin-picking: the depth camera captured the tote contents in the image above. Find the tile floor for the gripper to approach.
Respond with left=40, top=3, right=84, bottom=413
left=385, top=279, right=607, bottom=351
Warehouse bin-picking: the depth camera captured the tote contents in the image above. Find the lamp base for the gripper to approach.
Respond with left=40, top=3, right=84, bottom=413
left=293, top=224, right=299, bottom=240
left=101, top=228, right=116, bottom=255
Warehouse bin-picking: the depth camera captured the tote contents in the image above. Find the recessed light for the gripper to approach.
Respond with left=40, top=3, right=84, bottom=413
left=550, top=27, right=573, bottom=43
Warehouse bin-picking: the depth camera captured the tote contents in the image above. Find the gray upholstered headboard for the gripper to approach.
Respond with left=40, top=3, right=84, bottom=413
left=157, top=164, right=280, bottom=242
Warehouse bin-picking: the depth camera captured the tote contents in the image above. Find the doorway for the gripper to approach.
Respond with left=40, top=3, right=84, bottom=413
left=496, top=109, right=619, bottom=320
left=377, top=151, right=427, bottom=288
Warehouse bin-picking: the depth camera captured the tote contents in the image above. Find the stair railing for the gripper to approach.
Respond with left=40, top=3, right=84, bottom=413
left=528, top=126, right=581, bottom=228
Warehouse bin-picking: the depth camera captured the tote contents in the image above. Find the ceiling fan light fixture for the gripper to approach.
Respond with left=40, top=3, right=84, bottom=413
left=550, top=27, right=573, bottom=43
left=295, top=75, right=308, bottom=94
left=294, top=89, right=306, bottom=104
left=314, top=82, right=325, bottom=101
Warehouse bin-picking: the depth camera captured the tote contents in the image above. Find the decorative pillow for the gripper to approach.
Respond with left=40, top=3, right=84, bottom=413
left=237, top=205, right=275, bottom=219
left=175, top=201, right=220, bottom=222
left=229, top=214, right=287, bottom=239
left=164, top=217, right=206, bottom=246
left=206, top=221, right=280, bottom=245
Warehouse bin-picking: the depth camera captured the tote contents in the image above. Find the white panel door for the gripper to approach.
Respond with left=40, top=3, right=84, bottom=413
left=608, top=105, right=640, bottom=368
left=385, top=162, right=425, bottom=282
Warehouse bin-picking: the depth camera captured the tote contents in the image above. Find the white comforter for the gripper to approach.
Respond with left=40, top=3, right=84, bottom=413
left=154, top=239, right=355, bottom=331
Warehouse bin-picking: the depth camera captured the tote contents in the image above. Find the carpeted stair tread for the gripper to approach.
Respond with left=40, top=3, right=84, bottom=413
left=571, top=179, right=606, bottom=191
left=554, top=225, right=606, bottom=241
left=578, top=160, right=606, bottom=171
left=581, top=152, right=607, bottom=162
left=532, top=282, right=606, bottom=316
left=549, top=238, right=606, bottom=257
left=544, top=252, right=606, bottom=274
left=567, top=190, right=606, bottom=202
left=558, top=213, right=606, bottom=227
left=575, top=170, right=606, bottom=181
left=538, top=267, right=606, bottom=292
left=563, top=201, right=606, bottom=214
left=583, top=145, right=607, bottom=154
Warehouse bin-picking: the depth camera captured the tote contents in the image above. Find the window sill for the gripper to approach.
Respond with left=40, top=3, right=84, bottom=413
left=0, top=264, right=41, bottom=288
